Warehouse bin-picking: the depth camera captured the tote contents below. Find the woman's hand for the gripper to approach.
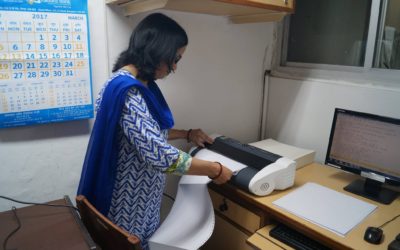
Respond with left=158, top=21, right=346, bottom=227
left=188, top=128, right=214, bottom=147
left=187, top=159, right=232, bottom=185
left=209, top=162, right=233, bottom=185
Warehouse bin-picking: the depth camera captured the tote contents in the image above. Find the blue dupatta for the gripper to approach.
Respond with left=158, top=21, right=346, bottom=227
left=77, top=73, right=174, bottom=216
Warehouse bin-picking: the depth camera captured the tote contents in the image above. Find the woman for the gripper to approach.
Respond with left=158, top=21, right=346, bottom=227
left=77, top=13, right=232, bottom=249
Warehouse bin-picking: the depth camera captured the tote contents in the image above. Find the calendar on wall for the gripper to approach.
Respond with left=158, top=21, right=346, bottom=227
left=0, top=0, right=93, bottom=128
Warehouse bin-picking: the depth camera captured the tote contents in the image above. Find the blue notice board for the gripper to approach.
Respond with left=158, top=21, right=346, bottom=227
left=0, top=0, right=93, bottom=128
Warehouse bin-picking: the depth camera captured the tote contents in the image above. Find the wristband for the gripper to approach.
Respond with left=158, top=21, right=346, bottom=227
left=210, top=162, right=223, bottom=180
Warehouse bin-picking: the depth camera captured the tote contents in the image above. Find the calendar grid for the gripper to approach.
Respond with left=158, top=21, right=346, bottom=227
left=0, top=0, right=93, bottom=128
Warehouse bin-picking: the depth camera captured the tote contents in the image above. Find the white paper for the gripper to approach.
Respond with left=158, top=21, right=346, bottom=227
left=148, top=180, right=215, bottom=250
left=273, top=182, right=377, bottom=236
left=149, top=147, right=249, bottom=250
left=190, top=148, right=248, bottom=173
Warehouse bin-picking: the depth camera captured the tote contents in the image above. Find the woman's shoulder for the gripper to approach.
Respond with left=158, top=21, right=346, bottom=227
left=111, top=70, right=146, bottom=101
left=109, top=69, right=136, bottom=83
left=126, top=86, right=144, bottom=102
left=99, top=70, right=134, bottom=93
left=105, top=70, right=144, bottom=97
left=123, top=87, right=150, bottom=118
left=96, top=70, right=142, bottom=111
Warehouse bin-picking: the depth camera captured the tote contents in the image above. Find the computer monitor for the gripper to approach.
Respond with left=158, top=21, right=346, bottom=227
left=325, top=108, right=400, bottom=204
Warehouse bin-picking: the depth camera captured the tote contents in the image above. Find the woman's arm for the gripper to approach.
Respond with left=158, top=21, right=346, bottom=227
left=186, top=158, right=232, bottom=185
left=168, top=129, right=188, bottom=140
left=168, top=128, right=214, bottom=147
left=168, top=129, right=231, bottom=183
left=121, top=89, right=232, bottom=183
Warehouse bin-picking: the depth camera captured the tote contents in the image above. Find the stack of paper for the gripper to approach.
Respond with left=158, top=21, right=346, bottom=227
left=272, top=182, right=377, bottom=236
left=250, top=139, right=315, bottom=169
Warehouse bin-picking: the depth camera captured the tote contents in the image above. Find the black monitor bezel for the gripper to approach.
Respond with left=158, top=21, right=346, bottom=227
left=325, top=108, right=400, bottom=186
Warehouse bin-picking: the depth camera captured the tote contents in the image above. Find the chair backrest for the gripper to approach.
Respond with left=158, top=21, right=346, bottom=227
left=76, top=195, right=142, bottom=250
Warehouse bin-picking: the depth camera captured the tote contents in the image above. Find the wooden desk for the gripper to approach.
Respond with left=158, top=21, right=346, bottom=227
left=206, top=163, right=400, bottom=250
left=0, top=196, right=96, bottom=250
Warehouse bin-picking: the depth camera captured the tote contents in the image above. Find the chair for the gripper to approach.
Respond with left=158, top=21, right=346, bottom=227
left=76, top=195, right=142, bottom=250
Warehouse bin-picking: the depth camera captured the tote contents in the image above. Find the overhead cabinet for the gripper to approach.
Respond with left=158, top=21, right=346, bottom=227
left=106, top=0, right=295, bottom=23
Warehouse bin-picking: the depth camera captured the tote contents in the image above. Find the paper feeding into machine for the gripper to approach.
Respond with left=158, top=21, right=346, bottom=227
left=191, top=135, right=297, bottom=196
left=148, top=135, right=310, bottom=250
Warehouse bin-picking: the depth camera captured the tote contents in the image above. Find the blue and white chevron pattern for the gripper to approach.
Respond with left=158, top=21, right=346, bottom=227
left=96, top=71, right=186, bottom=250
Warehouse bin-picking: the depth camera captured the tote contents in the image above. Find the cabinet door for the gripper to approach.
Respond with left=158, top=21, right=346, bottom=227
left=201, top=213, right=255, bottom=250
left=208, top=189, right=263, bottom=233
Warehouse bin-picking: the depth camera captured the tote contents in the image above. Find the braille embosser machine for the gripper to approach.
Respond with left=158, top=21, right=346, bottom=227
left=148, top=135, right=297, bottom=250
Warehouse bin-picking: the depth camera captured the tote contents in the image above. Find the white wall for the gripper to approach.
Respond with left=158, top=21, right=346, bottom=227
left=265, top=76, right=400, bottom=163
left=0, top=7, right=272, bottom=212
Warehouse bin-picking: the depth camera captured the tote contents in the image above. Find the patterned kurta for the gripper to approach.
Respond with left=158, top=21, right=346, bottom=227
left=96, top=70, right=192, bottom=250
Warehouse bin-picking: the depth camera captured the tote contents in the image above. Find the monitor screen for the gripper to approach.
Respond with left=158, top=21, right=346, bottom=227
left=325, top=108, right=400, bottom=204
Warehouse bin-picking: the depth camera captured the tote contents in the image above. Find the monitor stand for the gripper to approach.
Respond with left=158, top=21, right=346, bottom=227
left=344, top=178, right=398, bottom=204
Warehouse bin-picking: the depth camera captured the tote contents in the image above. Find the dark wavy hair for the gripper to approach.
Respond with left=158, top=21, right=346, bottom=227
left=112, top=13, right=188, bottom=81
